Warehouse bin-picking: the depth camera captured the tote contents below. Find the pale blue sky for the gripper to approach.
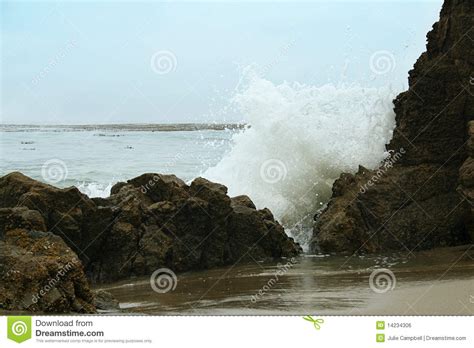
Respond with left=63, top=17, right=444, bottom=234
left=1, top=0, right=442, bottom=124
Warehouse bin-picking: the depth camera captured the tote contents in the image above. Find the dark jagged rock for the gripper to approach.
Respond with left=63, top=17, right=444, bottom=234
left=311, top=0, right=473, bottom=254
left=0, top=209, right=95, bottom=313
left=231, top=195, right=257, bottom=209
left=0, top=172, right=115, bottom=266
left=93, top=174, right=301, bottom=280
left=0, top=172, right=301, bottom=283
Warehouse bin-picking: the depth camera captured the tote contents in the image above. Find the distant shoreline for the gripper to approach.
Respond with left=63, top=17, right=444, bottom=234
left=0, top=123, right=246, bottom=132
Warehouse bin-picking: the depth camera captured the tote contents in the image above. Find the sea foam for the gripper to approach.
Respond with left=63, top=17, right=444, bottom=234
left=77, top=182, right=113, bottom=198
left=204, top=68, right=397, bottom=249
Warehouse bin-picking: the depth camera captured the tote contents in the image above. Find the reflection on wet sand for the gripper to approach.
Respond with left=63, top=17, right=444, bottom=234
left=97, top=245, right=474, bottom=315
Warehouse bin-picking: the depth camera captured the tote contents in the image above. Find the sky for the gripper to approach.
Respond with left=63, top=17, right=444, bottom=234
left=1, top=0, right=443, bottom=124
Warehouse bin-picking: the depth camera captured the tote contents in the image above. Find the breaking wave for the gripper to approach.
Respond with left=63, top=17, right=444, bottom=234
left=204, top=68, right=397, bottom=248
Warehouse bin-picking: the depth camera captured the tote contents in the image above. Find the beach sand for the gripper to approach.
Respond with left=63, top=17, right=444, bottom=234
left=361, top=278, right=474, bottom=315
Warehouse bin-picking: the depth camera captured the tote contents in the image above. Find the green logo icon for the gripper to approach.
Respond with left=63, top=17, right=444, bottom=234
left=303, top=315, right=324, bottom=330
left=376, top=333, right=385, bottom=343
left=7, top=316, right=32, bottom=343
left=376, top=321, right=385, bottom=330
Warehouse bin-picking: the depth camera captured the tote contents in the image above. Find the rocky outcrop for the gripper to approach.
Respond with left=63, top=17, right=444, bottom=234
left=311, top=0, right=473, bottom=253
left=0, top=172, right=301, bottom=284
left=458, top=121, right=474, bottom=241
left=0, top=208, right=95, bottom=313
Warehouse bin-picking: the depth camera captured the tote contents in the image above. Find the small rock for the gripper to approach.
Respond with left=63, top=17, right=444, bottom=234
left=93, top=290, right=120, bottom=311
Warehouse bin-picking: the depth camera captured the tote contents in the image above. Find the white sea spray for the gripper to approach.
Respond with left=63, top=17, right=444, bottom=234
left=204, top=67, right=398, bottom=249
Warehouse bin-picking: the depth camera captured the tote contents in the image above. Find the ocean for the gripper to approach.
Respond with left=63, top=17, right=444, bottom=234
left=2, top=80, right=473, bottom=316
left=0, top=124, right=236, bottom=196
left=1, top=74, right=400, bottom=249
left=3, top=125, right=474, bottom=315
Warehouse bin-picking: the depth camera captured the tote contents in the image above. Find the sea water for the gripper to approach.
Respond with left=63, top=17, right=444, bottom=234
left=0, top=73, right=397, bottom=249
left=0, top=126, right=234, bottom=196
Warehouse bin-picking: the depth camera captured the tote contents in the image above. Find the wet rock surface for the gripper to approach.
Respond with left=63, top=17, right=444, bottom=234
left=0, top=172, right=301, bottom=287
left=311, top=0, right=474, bottom=253
left=458, top=121, right=474, bottom=241
left=0, top=208, right=95, bottom=313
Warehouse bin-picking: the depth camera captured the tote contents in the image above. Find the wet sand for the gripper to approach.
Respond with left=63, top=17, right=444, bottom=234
left=363, top=278, right=474, bottom=315
left=97, top=245, right=474, bottom=315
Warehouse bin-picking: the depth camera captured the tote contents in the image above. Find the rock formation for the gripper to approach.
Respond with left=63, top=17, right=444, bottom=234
left=458, top=121, right=474, bottom=241
left=0, top=207, right=95, bottom=313
left=0, top=172, right=301, bottom=289
left=311, top=0, right=473, bottom=253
